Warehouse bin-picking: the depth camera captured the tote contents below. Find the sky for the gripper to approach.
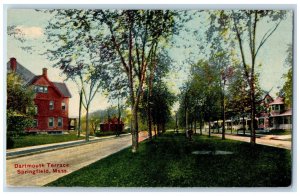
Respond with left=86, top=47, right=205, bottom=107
left=6, top=9, right=293, bottom=117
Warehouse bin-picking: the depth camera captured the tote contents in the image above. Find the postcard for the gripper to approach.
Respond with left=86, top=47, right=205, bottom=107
left=5, top=7, right=294, bottom=190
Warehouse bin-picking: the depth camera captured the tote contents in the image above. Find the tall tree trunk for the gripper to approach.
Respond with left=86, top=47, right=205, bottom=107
left=131, top=105, right=139, bottom=153
left=250, top=86, right=256, bottom=144
left=77, top=89, right=83, bottom=138
left=208, top=119, right=211, bottom=137
left=222, top=84, right=226, bottom=140
left=175, top=112, right=178, bottom=134
left=117, top=97, right=121, bottom=136
left=217, top=120, right=219, bottom=133
left=199, top=118, right=202, bottom=135
left=194, top=119, right=197, bottom=134
left=147, top=104, right=152, bottom=140
left=243, top=115, right=246, bottom=135
left=250, top=12, right=258, bottom=144
left=185, top=107, right=189, bottom=138
left=85, top=106, right=89, bottom=142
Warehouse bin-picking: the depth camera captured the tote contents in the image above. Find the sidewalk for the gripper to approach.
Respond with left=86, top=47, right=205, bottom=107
left=6, top=133, right=131, bottom=159
left=204, top=132, right=292, bottom=150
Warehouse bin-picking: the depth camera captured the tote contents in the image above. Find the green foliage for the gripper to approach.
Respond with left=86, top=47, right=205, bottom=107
left=7, top=110, right=33, bottom=137
left=227, top=68, right=264, bottom=116
left=7, top=73, right=35, bottom=115
left=178, top=60, right=222, bottom=127
left=6, top=73, right=35, bottom=146
left=47, top=133, right=291, bottom=187
left=140, top=81, right=176, bottom=129
left=281, top=44, right=293, bottom=108
left=8, top=132, right=85, bottom=149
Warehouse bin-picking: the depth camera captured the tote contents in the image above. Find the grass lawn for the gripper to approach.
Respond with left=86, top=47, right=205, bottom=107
left=266, top=129, right=292, bottom=135
left=9, top=131, right=85, bottom=149
left=46, top=132, right=291, bottom=187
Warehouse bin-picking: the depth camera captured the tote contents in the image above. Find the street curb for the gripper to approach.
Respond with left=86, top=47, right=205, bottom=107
left=6, top=133, right=131, bottom=160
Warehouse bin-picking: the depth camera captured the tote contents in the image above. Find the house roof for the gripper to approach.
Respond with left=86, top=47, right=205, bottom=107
left=7, top=59, right=72, bottom=98
left=7, top=61, right=36, bottom=85
left=53, top=82, right=72, bottom=98
left=271, top=109, right=292, bottom=117
left=269, top=97, right=284, bottom=105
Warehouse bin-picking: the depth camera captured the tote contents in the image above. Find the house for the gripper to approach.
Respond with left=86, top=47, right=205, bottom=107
left=257, top=93, right=274, bottom=130
left=99, top=117, right=124, bottom=132
left=228, top=94, right=292, bottom=131
left=268, top=97, right=292, bottom=130
left=7, top=57, right=72, bottom=133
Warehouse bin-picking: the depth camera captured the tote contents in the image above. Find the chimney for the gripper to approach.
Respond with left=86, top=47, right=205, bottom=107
left=10, top=57, right=17, bottom=72
left=42, top=68, right=48, bottom=77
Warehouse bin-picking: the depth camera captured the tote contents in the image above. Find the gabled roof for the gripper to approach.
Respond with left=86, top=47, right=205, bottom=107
left=7, top=58, right=72, bottom=98
left=53, top=82, right=72, bottom=98
left=7, top=61, right=36, bottom=85
left=269, top=97, right=284, bottom=105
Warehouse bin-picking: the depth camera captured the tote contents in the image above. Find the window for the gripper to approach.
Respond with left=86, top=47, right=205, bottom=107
left=48, top=117, right=54, bottom=127
left=34, top=85, right=48, bottom=93
left=49, top=101, right=54, bottom=110
left=283, top=117, right=290, bottom=124
left=34, top=105, right=38, bottom=114
left=58, top=117, right=63, bottom=127
left=33, top=119, right=38, bottom=128
left=61, top=102, right=66, bottom=110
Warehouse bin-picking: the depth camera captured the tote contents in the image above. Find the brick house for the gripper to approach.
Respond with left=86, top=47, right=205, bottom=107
left=100, top=117, right=124, bottom=132
left=7, top=57, right=72, bottom=133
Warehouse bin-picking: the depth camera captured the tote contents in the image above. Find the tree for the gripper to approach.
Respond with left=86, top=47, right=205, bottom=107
left=43, top=9, right=177, bottom=152
left=7, top=25, right=34, bottom=52
left=7, top=72, right=35, bottom=147
left=281, top=44, right=293, bottom=108
left=141, top=81, right=176, bottom=136
left=97, top=10, right=177, bottom=152
left=144, top=50, right=173, bottom=139
left=44, top=10, right=109, bottom=141
left=208, top=10, right=286, bottom=144
left=179, top=60, right=221, bottom=137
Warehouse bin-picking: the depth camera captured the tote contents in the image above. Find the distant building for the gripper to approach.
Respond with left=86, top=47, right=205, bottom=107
left=229, top=94, right=292, bottom=131
left=99, top=117, right=124, bottom=132
left=7, top=57, right=72, bottom=133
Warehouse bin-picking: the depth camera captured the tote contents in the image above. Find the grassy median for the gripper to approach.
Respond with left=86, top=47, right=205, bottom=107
left=46, top=132, right=291, bottom=187
left=8, top=131, right=85, bottom=149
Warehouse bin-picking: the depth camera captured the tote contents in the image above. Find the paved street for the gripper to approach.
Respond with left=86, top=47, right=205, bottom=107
left=6, top=132, right=149, bottom=187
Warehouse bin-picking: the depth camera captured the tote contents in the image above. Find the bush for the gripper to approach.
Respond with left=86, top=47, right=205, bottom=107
left=7, top=136, right=14, bottom=149
left=7, top=110, right=33, bottom=137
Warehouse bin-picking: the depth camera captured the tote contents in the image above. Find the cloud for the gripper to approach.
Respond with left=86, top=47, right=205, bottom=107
left=16, top=26, right=44, bottom=38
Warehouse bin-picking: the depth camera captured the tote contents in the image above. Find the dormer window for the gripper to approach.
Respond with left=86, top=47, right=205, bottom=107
left=34, top=85, right=48, bottom=93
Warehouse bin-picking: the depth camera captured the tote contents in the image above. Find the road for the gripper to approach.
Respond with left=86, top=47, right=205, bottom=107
left=6, top=132, right=149, bottom=187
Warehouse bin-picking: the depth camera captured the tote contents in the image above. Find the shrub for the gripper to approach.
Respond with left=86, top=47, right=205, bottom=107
left=7, top=110, right=33, bottom=138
